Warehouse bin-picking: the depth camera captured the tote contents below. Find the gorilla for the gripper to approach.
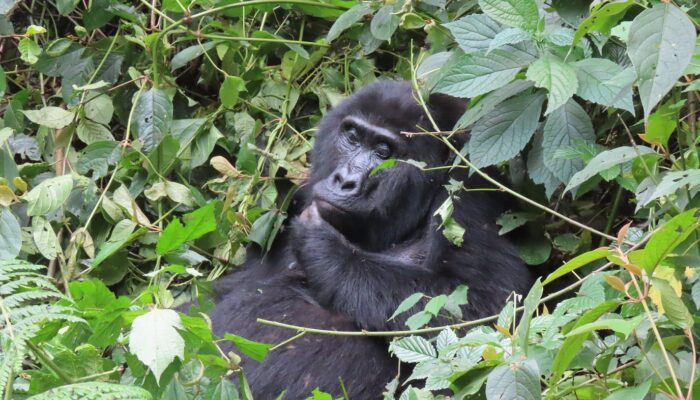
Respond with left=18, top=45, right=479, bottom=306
left=207, top=81, right=534, bottom=398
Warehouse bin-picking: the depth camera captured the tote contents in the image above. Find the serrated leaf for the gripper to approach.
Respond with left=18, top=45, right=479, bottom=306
left=627, top=3, right=697, bottom=118
left=405, top=310, right=432, bottom=330
left=526, top=53, right=577, bottom=114
left=22, top=106, right=75, bottom=129
left=468, top=92, right=544, bottom=167
left=478, top=0, right=539, bottom=32
left=542, top=99, right=595, bottom=183
left=444, top=14, right=502, bottom=53
left=389, top=336, right=437, bottom=363
left=327, top=4, right=372, bottom=42
left=487, top=27, right=531, bottom=54
left=31, top=216, right=61, bottom=260
left=455, top=79, right=533, bottom=129
left=390, top=292, right=424, bottom=321
left=485, top=359, right=541, bottom=400
left=435, top=49, right=525, bottom=98
left=573, top=58, right=634, bottom=113
left=156, top=202, right=217, bottom=255
left=543, top=248, right=611, bottom=285
left=370, top=5, right=399, bottom=41
left=133, top=88, right=173, bottom=152
left=26, top=382, right=153, bottom=400
left=129, top=309, right=185, bottom=384
left=565, top=146, right=657, bottom=192
left=527, top=131, right=561, bottom=199
left=0, top=208, right=21, bottom=260
left=23, top=175, right=73, bottom=216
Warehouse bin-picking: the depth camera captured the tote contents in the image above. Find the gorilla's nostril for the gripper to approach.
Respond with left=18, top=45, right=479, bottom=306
left=341, top=180, right=357, bottom=191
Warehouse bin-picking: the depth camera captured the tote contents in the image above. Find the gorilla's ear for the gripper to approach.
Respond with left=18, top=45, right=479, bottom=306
left=426, top=93, right=467, bottom=132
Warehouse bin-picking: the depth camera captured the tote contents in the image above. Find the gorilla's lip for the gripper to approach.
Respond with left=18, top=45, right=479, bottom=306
left=313, top=198, right=348, bottom=215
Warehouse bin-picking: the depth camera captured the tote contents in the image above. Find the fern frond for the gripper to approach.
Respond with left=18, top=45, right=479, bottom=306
left=2, top=291, right=68, bottom=309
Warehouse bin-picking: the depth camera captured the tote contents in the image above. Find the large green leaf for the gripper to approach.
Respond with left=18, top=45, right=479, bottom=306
left=327, top=3, right=372, bottom=42
left=132, top=88, right=173, bottom=152
left=527, top=131, right=560, bottom=199
left=526, top=53, right=577, bottom=114
left=541, top=99, right=594, bottom=183
left=485, top=359, right=541, bottom=400
left=455, top=79, right=533, bottom=129
left=445, top=14, right=502, bottom=53
left=573, top=58, right=634, bottom=113
left=565, top=146, right=657, bottom=192
left=435, top=49, right=525, bottom=99
left=627, top=3, right=697, bottom=118
left=22, top=106, right=75, bottom=129
left=651, top=278, right=693, bottom=329
left=129, top=309, right=185, bottom=384
left=478, top=0, right=539, bottom=32
left=31, top=216, right=61, bottom=261
left=631, top=209, right=699, bottom=273
left=156, top=202, right=217, bottom=255
left=370, top=5, right=399, bottom=41
left=573, top=0, right=635, bottom=45
left=0, top=208, right=21, bottom=260
left=389, top=336, right=437, bottom=363
left=23, top=174, right=73, bottom=216
left=468, top=92, right=544, bottom=167
left=84, top=94, right=114, bottom=125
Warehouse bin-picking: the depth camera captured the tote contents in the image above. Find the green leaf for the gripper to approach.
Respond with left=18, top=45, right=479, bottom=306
left=133, top=88, right=173, bottom=152
left=18, top=38, right=41, bottom=64
left=550, top=301, right=621, bottom=381
left=84, top=94, right=114, bottom=125
left=0, top=207, right=21, bottom=260
left=77, top=119, right=114, bottom=144
left=468, top=92, right=544, bottom=167
left=526, top=53, right=577, bottom=114
left=603, top=381, right=651, bottom=400
left=496, top=211, right=538, bottom=235
left=424, top=294, right=448, bottom=316
left=627, top=3, right=697, bottom=118
left=77, top=140, right=118, bottom=178
left=56, top=0, right=79, bottom=15
left=487, top=27, right=531, bottom=54
left=478, top=0, right=539, bottom=31
left=327, top=4, right=372, bottom=42
left=156, top=202, right=217, bottom=255
left=23, top=175, right=73, bottom=216
left=22, top=106, right=75, bottom=129
left=455, top=79, right=533, bottom=129
left=370, top=5, right=400, bottom=41
left=389, top=336, right=437, bottom=363
left=170, top=41, right=217, bottom=71
left=542, top=99, right=595, bottom=183
left=390, top=292, right=424, bottom=321
left=633, top=209, right=699, bottom=273
left=26, top=382, right=153, bottom=400
left=0, top=66, right=6, bottom=97
left=434, top=49, right=525, bottom=98
left=444, top=14, right=502, bottom=53
left=573, top=58, right=634, bottom=113
left=144, top=181, right=196, bottom=207
left=642, top=169, right=700, bottom=206
left=92, top=219, right=137, bottom=267
left=643, top=100, right=678, bottom=148
left=405, top=310, right=432, bottom=330
left=31, top=216, right=61, bottom=260
left=129, top=309, right=185, bottom=384
left=370, top=159, right=397, bottom=176
left=485, top=359, right=541, bottom=400
left=224, top=333, right=273, bottom=362
left=517, top=278, right=542, bottom=354
left=565, top=146, right=657, bottom=192
left=573, top=0, right=635, bottom=45
left=220, top=75, right=245, bottom=108
left=651, top=278, right=693, bottom=329
left=543, top=248, right=611, bottom=285
left=566, top=315, right=644, bottom=337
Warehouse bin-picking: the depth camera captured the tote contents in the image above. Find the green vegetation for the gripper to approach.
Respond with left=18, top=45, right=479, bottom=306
left=0, top=0, right=699, bottom=398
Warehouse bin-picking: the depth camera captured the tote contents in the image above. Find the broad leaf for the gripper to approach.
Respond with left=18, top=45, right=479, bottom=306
left=444, top=14, right=502, bottom=53
left=468, top=92, right=544, bottom=167
left=543, top=248, right=611, bottom=285
left=603, top=381, right=651, bottom=400
left=0, top=208, right=21, bottom=260
left=23, top=175, right=73, bottom=216
left=478, top=0, right=539, bottom=32
left=434, top=49, right=525, bottom=98
left=133, top=88, right=173, bottom=152
left=455, top=79, right=533, bottom=129
left=370, top=5, right=400, bottom=41
left=573, top=0, right=635, bottom=45
left=542, top=99, right=594, bottom=183
left=651, top=278, right=693, bottom=329
left=487, top=28, right=531, bottom=54
left=26, top=382, right=152, bottom=400
left=642, top=169, right=700, bottom=206
left=219, top=75, right=245, bottom=108
left=31, top=216, right=61, bottom=260
left=573, top=58, right=634, bottom=113
left=224, top=333, right=273, bottom=363
left=485, top=359, right=541, bottom=400
left=84, top=94, right=114, bottom=125
left=22, top=106, right=75, bottom=129
left=390, top=292, right=424, bottom=320
left=565, top=146, right=657, bottom=192
left=526, top=53, right=577, bottom=114
left=129, top=309, right=185, bottom=384
left=627, top=3, right=697, bottom=118
left=327, top=4, right=372, bottom=42
left=632, top=209, right=699, bottom=273
left=156, top=202, right=217, bottom=255
left=92, top=219, right=137, bottom=267
left=389, top=336, right=437, bottom=363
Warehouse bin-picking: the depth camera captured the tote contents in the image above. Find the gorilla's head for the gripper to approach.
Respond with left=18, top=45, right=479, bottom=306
left=306, top=81, right=466, bottom=250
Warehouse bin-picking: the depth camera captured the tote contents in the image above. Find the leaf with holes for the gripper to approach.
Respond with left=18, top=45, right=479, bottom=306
left=133, top=88, right=173, bottom=152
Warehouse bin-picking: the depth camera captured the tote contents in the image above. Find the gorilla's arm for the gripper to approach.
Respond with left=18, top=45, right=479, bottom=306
left=292, top=203, right=456, bottom=331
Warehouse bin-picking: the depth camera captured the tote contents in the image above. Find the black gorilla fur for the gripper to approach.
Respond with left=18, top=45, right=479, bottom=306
left=208, top=81, right=534, bottom=398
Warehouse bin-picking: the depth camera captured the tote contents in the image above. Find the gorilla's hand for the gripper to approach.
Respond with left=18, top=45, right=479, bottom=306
left=298, top=201, right=324, bottom=226
left=292, top=201, right=350, bottom=262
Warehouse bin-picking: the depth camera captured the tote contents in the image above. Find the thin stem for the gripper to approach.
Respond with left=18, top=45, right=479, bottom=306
left=270, top=331, right=306, bottom=351
left=199, top=33, right=329, bottom=47
left=26, top=341, right=75, bottom=384
left=686, top=328, right=696, bottom=400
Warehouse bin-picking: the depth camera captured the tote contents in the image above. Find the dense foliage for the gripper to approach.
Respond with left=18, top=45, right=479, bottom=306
left=0, top=0, right=699, bottom=398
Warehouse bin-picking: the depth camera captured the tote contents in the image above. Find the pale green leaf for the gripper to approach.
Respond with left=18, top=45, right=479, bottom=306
left=31, top=216, right=61, bottom=261
left=390, top=292, right=424, bottom=321
left=603, top=381, right=651, bottom=400
left=485, top=359, right=541, bottom=400
left=487, top=27, right=531, bottom=54
left=565, top=146, right=657, bottom=192
left=435, top=49, right=525, bottom=98
left=628, top=3, right=697, bottom=118
left=26, top=382, right=152, bottom=400
left=23, top=175, right=73, bottom=216
left=22, top=106, right=75, bottom=129
left=478, top=0, right=539, bottom=31
left=455, top=79, right=533, bottom=129
left=389, top=336, right=437, bottom=363
left=542, top=99, right=595, bottom=183
left=84, top=94, right=114, bottom=125
left=327, top=4, right=372, bottom=42
left=129, top=309, right=185, bottom=384
left=370, top=5, right=399, bottom=41
left=573, top=58, right=634, bottom=113
left=643, top=169, right=700, bottom=206
left=76, top=119, right=114, bottom=144
left=0, top=208, right=21, bottom=260
left=526, top=53, right=577, bottom=114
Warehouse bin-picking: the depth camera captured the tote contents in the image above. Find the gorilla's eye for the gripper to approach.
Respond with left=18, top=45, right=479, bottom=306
left=346, top=128, right=360, bottom=145
left=374, top=142, right=391, bottom=159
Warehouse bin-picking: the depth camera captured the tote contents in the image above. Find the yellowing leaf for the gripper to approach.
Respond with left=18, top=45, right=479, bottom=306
left=649, top=266, right=682, bottom=314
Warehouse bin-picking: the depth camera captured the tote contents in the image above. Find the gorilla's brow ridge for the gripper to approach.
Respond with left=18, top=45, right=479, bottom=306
left=341, top=115, right=400, bottom=144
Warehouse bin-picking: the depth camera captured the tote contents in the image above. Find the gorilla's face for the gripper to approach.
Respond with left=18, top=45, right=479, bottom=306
left=306, top=82, right=464, bottom=250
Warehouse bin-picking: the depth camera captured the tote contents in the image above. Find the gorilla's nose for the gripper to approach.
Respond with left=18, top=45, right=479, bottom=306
left=332, top=169, right=361, bottom=194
